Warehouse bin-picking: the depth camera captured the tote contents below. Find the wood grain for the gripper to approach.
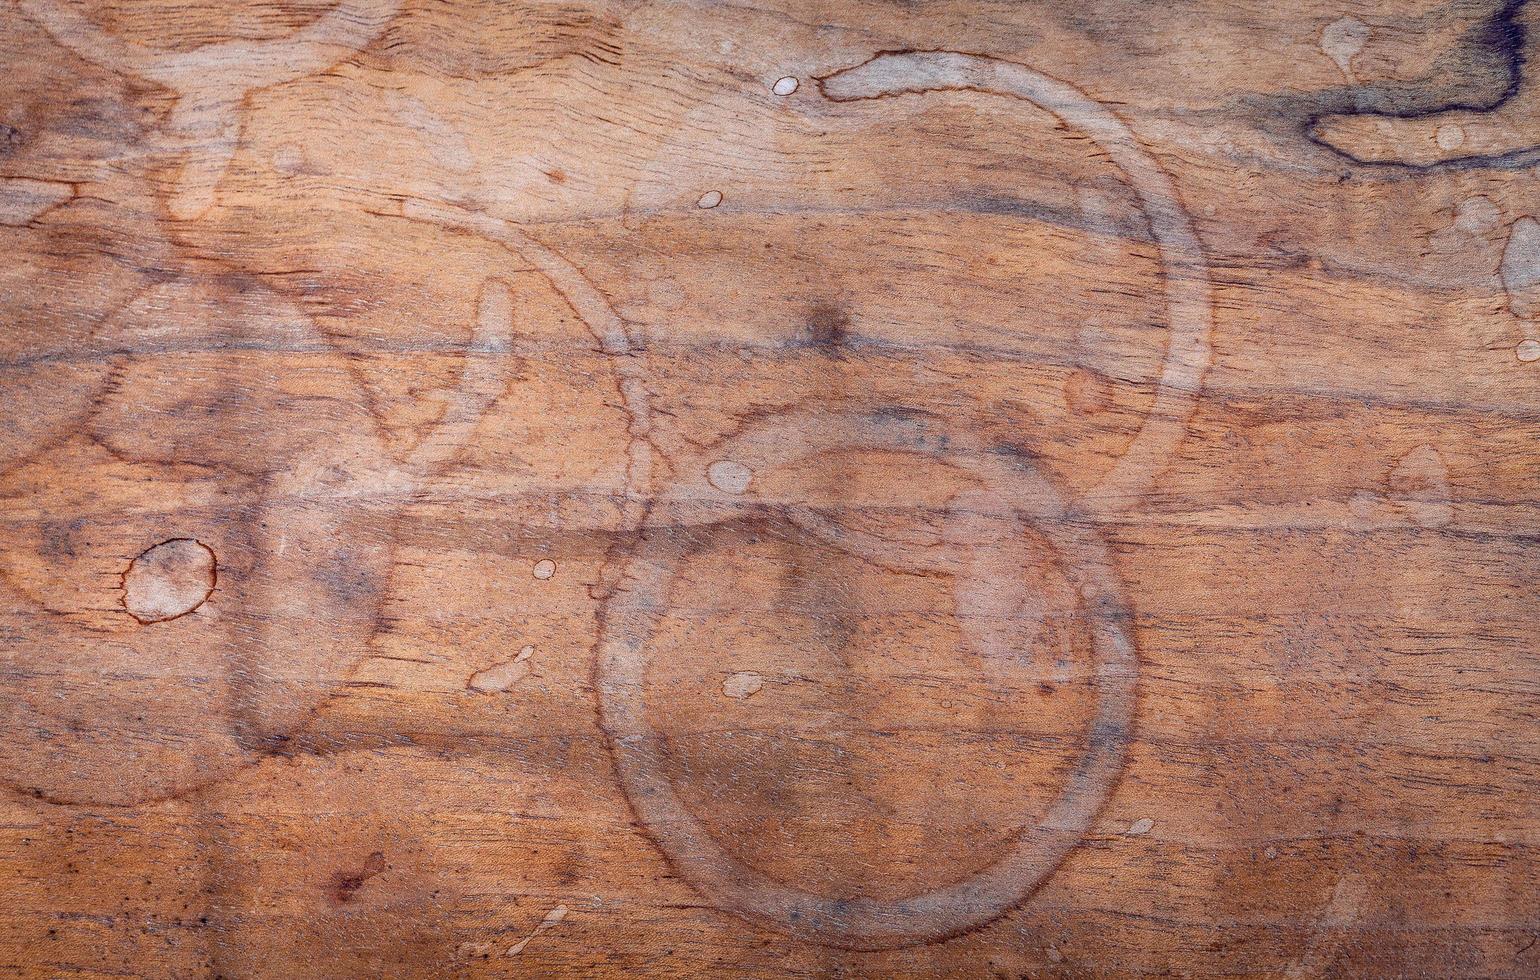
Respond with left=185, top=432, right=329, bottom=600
left=2, top=0, right=1538, bottom=976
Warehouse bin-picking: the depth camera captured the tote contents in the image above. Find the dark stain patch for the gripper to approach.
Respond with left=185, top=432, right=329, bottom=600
left=1298, top=0, right=1537, bottom=171
left=802, top=303, right=852, bottom=354
left=330, top=851, right=387, bottom=903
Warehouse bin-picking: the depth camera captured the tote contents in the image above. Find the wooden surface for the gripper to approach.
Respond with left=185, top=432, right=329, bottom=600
left=2, top=0, right=1539, bottom=976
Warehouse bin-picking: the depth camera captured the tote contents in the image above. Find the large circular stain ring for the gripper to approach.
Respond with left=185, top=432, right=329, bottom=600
left=817, top=50, right=1212, bottom=513
left=597, top=408, right=1137, bottom=947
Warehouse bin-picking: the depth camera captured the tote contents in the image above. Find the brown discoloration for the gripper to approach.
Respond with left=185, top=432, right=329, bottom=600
left=329, top=850, right=388, bottom=904
left=803, top=303, right=852, bottom=353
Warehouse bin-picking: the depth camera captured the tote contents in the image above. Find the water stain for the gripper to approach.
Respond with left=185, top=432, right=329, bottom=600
left=121, top=538, right=216, bottom=624
left=330, top=850, right=387, bottom=904
left=506, top=905, right=568, bottom=956
left=0, top=177, right=74, bottom=225
left=1501, top=216, right=1540, bottom=317
left=467, top=645, right=534, bottom=693
left=721, top=671, right=763, bottom=699
left=1320, top=16, right=1370, bottom=79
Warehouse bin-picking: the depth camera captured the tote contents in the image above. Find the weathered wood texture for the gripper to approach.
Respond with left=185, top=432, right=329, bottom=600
left=2, top=0, right=1538, bottom=976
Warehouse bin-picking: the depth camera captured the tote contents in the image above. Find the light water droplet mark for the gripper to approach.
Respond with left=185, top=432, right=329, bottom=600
left=1127, top=817, right=1154, bottom=836
left=1453, top=196, right=1500, bottom=234
left=1517, top=338, right=1540, bottom=362
left=1435, top=124, right=1465, bottom=150
left=467, top=645, right=534, bottom=693
left=532, top=559, right=556, bottom=580
left=707, top=460, right=753, bottom=495
left=1320, top=16, right=1370, bottom=78
left=697, top=189, right=723, bottom=209
left=506, top=905, right=568, bottom=956
left=722, top=671, right=763, bottom=699
left=771, top=75, right=799, bottom=96
left=1502, top=217, right=1540, bottom=317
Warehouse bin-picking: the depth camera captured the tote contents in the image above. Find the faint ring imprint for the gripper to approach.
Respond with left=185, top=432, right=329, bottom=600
left=819, top=49, right=1212, bottom=513
left=597, top=408, right=1137, bottom=947
left=589, top=49, right=1208, bottom=947
left=18, top=0, right=401, bottom=218
left=0, top=277, right=510, bottom=807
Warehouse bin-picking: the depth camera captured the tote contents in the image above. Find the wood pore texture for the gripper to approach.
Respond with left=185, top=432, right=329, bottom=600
left=1, top=0, right=1538, bottom=977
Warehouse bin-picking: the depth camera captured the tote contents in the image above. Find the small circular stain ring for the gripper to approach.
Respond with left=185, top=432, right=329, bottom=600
left=597, top=408, right=1137, bottom=947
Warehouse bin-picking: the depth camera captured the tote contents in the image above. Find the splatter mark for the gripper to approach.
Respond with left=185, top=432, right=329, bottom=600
left=721, top=671, right=763, bottom=699
left=18, top=0, right=402, bottom=218
left=817, top=50, right=1212, bottom=514
left=772, top=75, right=800, bottom=96
left=706, top=460, right=753, bottom=495
left=506, top=905, right=568, bottom=956
left=121, top=538, right=217, bottom=624
left=597, top=407, right=1137, bottom=947
left=532, top=559, right=556, bottom=580
left=0, top=177, right=73, bottom=226
left=697, top=189, right=723, bottom=209
left=468, top=645, right=534, bottom=693
left=1320, top=16, right=1370, bottom=78
left=1126, top=817, right=1154, bottom=836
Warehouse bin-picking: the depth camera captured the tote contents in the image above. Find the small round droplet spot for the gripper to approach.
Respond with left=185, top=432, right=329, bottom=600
left=532, top=559, right=556, bottom=580
left=771, top=76, right=799, bottom=96
left=697, top=190, right=723, bottom=209
left=1517, top=338, right=1540, bottom=362
left=707, top=460, right=753, bottom=495
left=722, top=671, right=763, bottom=699
left=1435, top=124, right=1465, bottom=150
left=122, top=538, right=216, bottom=624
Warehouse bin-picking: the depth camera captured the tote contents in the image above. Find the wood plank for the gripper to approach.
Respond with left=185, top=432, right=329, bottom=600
left=2, top=0, right=1538, bottom=975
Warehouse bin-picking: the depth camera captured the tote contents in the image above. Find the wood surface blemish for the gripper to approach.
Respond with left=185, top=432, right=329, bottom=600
left=330, top=850, right=388, bottom=904
left=506, top=905, right=569, bottom=956
left=0, top=176, right=74, bottom=225
left=5, top=1, right=1539, bottom=975
left=120, top=537, right=216, bottom=624
left=1320, top=16, right=1370, bottom=79
left=467, top=645, right=534, bottom=693
left=721, top=670, right=763, bottom=699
